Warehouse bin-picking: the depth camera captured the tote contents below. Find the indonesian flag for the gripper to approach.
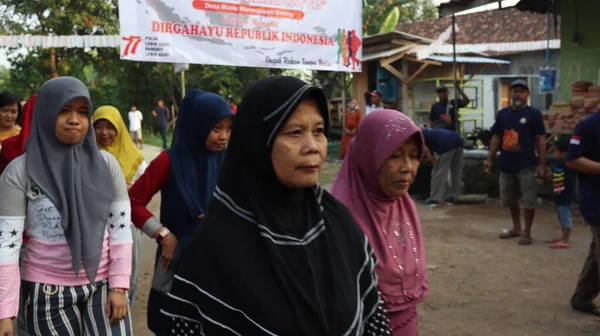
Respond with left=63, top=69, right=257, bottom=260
left=570, top=135, right=581, bottom=145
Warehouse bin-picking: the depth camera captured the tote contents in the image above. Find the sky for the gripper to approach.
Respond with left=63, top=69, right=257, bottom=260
left=434, top=0, right=520, bottom=14
left=0, top=0, right=521, bottom=70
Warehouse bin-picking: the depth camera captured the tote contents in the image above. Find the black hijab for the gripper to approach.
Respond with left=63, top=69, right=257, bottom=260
left=164, top=76, right=381, bottom=335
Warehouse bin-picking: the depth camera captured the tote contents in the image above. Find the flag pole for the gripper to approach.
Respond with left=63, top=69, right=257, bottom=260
left=452, top=14, right=460, bottom=136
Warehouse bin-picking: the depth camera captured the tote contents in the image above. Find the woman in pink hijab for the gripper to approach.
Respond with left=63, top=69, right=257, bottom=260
left=331, top=109, right=428, bottom=335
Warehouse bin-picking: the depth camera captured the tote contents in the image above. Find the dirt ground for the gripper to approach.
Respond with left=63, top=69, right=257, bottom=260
left=132, top=146, right=599, bottom=336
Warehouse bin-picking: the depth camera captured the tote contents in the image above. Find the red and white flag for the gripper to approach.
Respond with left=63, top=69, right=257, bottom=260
left=570, top=135, right=581, bottom=145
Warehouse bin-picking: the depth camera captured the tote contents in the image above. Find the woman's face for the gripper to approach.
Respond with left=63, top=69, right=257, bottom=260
left=94, top=119, right=118, bottom=146
left=272, top=98, right=327, bottom=189
left=377, top=136, right=421, bottom=198
left=0, top=103, right=18, bottom=129
left=55, top=97, right=90, bottom=145
left=205, top=116, right=233, bottom=152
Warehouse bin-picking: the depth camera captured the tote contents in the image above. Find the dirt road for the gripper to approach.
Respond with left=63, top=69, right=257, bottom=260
left=132, top=146, right=599, bottom=335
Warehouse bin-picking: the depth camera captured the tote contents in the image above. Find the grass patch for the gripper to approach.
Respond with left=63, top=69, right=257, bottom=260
left=143, top=130, right=173, bottom=148
left=319, top=159, right=342, bottom=186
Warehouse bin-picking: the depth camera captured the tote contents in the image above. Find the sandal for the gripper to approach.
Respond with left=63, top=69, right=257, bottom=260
left=499, top=230, right=521, bottom=239
left=518, top=236, right=532, bottom=245
left=550, top=241, right=570, bottom=249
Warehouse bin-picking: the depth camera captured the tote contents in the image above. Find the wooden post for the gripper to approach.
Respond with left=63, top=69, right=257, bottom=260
left=181, top=71, right=186, bottom=99
left=401, top=59, right=410, bottom=117
left=50, top=48, right=59, bottom=78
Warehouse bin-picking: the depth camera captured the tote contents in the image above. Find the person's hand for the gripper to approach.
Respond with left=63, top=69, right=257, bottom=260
left=536, top=164, right=547, bottom=179
left=444, top=113, right=452, bottom=124
left=0, top=317, right=14, bottom=336
left=152, top=111, right=157, bottom=117
left=454, top=80, right=461, bottom=88
left=484, top=160, right=493, bottom=174
left=105, top=290, right=129, bottom=326
left=160, top=233, right=178, bottom=272
left=429, top=156, right=437, bottom=164
left=198, top=214, right=205, bottom=219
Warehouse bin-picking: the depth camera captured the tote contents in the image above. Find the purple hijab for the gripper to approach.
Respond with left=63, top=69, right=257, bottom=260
left=331, top=110, right=428, bottom=322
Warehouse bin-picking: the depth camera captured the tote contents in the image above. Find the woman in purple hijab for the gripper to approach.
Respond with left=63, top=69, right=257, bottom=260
left=332, top=109, right=429, bottom=336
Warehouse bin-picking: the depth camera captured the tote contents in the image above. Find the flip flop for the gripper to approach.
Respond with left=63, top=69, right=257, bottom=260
left=548, top=238, right=561, bottom=244
left=499, top=230, right=521, bottom=239
left=550, top=241, right=570, bottom=249
left=518, top=236, right=533, bottom=245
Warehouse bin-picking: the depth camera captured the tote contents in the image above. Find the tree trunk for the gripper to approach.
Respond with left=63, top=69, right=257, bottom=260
left=49, top=48, right=59, bottom=78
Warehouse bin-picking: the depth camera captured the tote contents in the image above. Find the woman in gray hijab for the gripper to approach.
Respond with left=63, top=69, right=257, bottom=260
left=0, top=77, right=134, bottom=336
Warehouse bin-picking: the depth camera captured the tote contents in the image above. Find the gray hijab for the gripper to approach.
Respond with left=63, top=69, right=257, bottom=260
left=25, top=77, right=113, bottom=282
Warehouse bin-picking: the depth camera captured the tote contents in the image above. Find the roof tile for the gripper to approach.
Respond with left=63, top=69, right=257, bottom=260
left=397, top=7, right=560, bottom=44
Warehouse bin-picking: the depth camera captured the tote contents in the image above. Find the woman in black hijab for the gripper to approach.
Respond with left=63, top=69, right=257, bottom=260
left=162, top=76, right=391, bottom=335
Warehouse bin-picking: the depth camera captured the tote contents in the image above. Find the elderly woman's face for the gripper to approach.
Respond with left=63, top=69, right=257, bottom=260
left=55, top=97, right=89, bottom=145
left=377, top=136, right=421, bottom=198
left=272, top=98, right=327, bottom=189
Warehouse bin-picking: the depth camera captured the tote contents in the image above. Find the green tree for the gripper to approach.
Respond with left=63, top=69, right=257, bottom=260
left=0, top=0, right=119, bottom=78
left=0, top=66, right=12, bottom=90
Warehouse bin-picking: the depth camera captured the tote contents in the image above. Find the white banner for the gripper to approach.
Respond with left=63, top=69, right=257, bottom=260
left=118, top=0, right=363, bottom=72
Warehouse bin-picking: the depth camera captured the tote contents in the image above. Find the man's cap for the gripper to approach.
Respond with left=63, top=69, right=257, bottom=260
left=435, top=85, right=448, bottom=92
left=369, top=90, right=383, bottom=97
left=510, top=79, right=529, bottom=91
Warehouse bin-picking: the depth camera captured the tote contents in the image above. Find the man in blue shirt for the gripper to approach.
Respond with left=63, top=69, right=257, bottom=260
left=421, top=128, right=464, bottom=206
left=152, top=99, right=170, bottom=149
left=566, top=111, right=600, bottom=317
left=429, top=81, right=470, bottom=131
left=485, top=79, right=547, bottom=246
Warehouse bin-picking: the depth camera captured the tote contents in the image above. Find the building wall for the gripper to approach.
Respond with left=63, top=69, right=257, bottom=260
left=464, top=50, right=561, bottom=101
left=351, top=63, right=369, bottom=114
left=505, top=50, right=560, bottom=79
left=560, top=0, right=600, bottom=99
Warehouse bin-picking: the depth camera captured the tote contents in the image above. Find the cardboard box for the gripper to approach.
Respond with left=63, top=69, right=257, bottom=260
left=550, top=101, right=571, bottom=114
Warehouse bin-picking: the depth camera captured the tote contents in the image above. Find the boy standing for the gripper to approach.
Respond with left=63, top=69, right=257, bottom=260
left=152, top=99, right=170, bottom=150
left=567, top=110, right=600, bottom=317
left=550, top=137, right=576, bottom=249
left=128, top=105, right=144, bottom=150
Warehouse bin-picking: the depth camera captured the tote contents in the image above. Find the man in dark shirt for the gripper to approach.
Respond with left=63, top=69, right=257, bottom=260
left=429, top=81, right=470, bottom=131
left=485, top=79, right=547, bottom=246
left=566, top=110, right=600, bottom=317
left=421, top=128, right=464, bottom=206
left=152, top=99, right=170, bottom=149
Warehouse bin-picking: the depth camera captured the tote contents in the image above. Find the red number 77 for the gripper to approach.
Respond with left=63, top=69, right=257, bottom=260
left=122, top=36, right=142, bottom=56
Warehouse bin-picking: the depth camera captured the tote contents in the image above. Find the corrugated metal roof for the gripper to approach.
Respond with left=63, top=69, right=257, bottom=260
left=434, top=40, right=560, bottom=54
left=362, top=45, right=415, bottom=62
left=427, top=55, right=510, bottom=64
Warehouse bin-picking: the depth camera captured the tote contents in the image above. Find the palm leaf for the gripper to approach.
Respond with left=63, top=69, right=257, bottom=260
left=379, top=6, right=400, bottom=34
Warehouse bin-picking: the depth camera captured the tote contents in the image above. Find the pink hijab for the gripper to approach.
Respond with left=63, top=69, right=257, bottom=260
left=331, top=109, right=428, bottom=314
